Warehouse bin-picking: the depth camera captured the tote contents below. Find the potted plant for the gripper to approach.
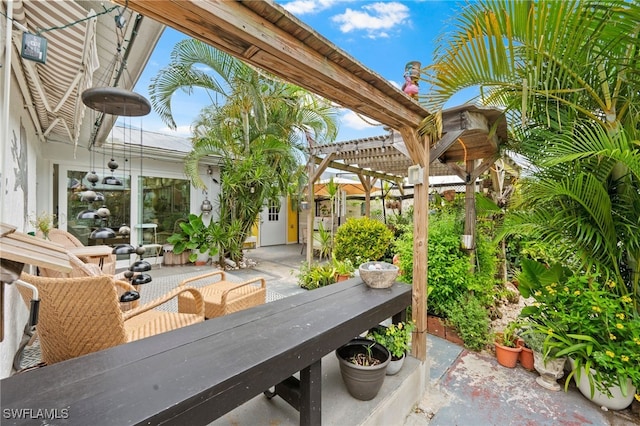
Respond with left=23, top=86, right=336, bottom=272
left=493, top=321, right=521, bottom=368
left=295, top=262, right=336, bottom=290
left=335, top=337, right=390, bottom=400
left=331, top=254, right=354, bottom=282
left=367, top=320, right=415, bottom=375
left=520, top=324, right=567, bottom=391
left=30, top=211, right=56, bottom=240
left=166, top=213, right=218, bottom=264
left=518, top=259, right=640, bottom=407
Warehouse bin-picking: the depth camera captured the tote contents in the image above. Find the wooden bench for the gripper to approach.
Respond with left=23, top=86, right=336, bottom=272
left=1, top=279, right=411, bottom=426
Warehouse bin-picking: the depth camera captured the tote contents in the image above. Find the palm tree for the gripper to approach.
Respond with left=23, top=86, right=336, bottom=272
left=421, top=0, right=640, bottom=305
left=149, top=39, right=338, bottom=263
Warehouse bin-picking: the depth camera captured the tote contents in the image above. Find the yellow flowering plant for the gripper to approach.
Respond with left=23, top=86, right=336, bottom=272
left=518, top=259, right=640, bottom=399
left=366, top=321, right=416, bottom=359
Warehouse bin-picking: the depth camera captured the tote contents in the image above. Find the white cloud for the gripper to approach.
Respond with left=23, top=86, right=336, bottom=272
left=340, top=109, right=381, bottom=130
left=332, top=2, right=410, bottom=37
left=154, top=124, right=193, bottom=138
left=281, top=0, right=343, bottom=16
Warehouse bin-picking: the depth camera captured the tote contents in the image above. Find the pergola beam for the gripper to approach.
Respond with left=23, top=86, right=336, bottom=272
left=112, top=0, right=428, bottom=131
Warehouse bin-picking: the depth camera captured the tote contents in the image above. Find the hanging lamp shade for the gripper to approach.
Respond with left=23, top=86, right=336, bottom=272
left=113, top=244, right=136, bottom=255
left=132, top=274, right=152, bottom=286
left=90, top=227, right=116, bottom=240
left=118, top=224, right=131, bottom=235
left=81, top=87, right=151, bottom=116
left=94, top=192, right=105, bottom=202
left=77, top=209, right=99, bottom=220
left=130, top=260, right=151, bottom=272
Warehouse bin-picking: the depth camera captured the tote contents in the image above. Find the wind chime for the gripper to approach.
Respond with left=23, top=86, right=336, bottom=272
left=80, top=5, right=154, bottom=297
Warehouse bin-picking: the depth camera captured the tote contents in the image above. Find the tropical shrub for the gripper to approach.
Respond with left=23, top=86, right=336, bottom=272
left=394, top=210, right=501, bottom=317
left=446, top=294, right=491, bottom=351
left=333, top=217, right=394, bottom=265
left=518, top=259, right=640, bottom=398
left=166, top=213, right=219, bottom=262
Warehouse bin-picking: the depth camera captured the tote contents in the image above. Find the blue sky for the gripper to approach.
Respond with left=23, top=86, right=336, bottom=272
left=133, top=0, right=471, bottom=142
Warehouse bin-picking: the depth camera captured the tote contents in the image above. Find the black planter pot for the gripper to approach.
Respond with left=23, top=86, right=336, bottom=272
left=335, top=337, right=390, bottom=401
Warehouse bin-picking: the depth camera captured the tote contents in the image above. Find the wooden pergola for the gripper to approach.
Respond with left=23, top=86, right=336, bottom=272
left=112, top=0, right=507, bottom=361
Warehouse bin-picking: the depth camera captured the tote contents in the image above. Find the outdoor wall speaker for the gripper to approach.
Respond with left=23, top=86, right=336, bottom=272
left=21, top=33, right=47, bottom=64
left=407, top=165, right=423, bottom=185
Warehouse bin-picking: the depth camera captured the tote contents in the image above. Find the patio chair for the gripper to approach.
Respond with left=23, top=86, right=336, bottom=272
left=18, top=273, right=205, bottom=365
left=43, top=228, right=116, bottom=274
left=37, top=249, right=140, bottom=308
left=177, top=270, right=266, bottom=319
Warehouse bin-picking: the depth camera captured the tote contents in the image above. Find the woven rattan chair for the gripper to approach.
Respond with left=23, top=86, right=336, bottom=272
left=43, top=228, right=116, bottom=274
left=38, top=250, right=138, bottom=309
left=19, top=273, right=205, bottom=365
left=177, top=270, right=266, bottom=319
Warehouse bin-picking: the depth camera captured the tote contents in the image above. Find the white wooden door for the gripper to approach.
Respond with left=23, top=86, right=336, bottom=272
left=260, top=197, right=287, bottom=246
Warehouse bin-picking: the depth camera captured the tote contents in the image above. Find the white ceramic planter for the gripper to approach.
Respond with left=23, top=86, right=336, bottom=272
left=386, top=353, right=405, bottom=376
left=570, top=359, right=637, bottom=410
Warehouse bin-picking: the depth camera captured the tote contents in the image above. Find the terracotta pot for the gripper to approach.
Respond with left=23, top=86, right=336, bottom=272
left=335, top=273, right=351, bottom=282
left=495, top=338, right=522, bottom=368
left=516, top=339, right=535, bottom=371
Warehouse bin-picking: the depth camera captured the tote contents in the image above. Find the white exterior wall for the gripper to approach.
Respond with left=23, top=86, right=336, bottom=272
left=1, top=47, right=43, bottom=378
left=0, top=79, right=218, bottom=381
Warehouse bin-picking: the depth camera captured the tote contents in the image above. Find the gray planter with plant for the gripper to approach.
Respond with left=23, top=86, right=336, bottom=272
left=335, top=338, right=390, bottom=400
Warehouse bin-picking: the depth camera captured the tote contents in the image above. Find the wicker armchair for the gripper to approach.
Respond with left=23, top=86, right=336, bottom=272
left=177, top=270, right=266, bottom=319
left=19, top=273, right=205, bottom=365
left=38, top=250, right=138, bottom=309
left=43, top=228, right=116, bottom=274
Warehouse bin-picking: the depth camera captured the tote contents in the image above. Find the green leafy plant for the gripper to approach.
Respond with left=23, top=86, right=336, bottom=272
left=445, top=294, right=491, bottom=351
left=316, top=222, right=333, bottom=260
left=518, top=259, right=640, bottom=398
left=349, top=342, right=382, bottom=367
left=331, top=253, right=354, bottom=278
left=166, top=213, right=219, bottom=262
left=367, top=320, right=415, bottom=359
left=333, top=217, right=394, bottom=265
left=495, top=321, right=519, bottom=348
left=296, top=262, right=336, bottom=290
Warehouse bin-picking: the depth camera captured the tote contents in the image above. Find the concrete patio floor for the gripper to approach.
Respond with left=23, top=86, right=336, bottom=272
left=141, top=244, right=639, bottom=426
left=18, top=244, right=640, bottom=425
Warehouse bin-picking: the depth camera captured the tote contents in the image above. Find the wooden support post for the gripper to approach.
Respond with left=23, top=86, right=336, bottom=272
left=400, top=127, right=428, bottom=362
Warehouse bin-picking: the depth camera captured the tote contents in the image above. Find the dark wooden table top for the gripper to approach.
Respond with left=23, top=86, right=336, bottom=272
left=1, top=279, right=412, bottom=425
